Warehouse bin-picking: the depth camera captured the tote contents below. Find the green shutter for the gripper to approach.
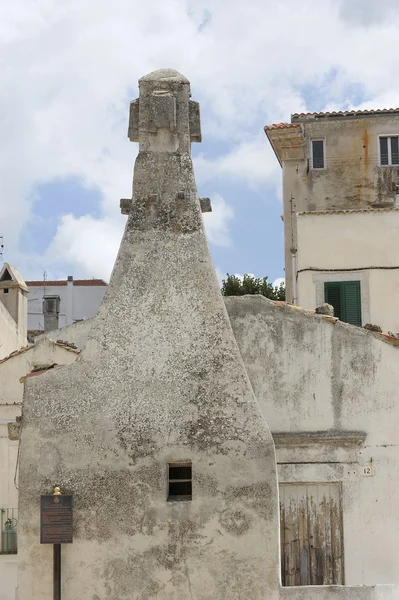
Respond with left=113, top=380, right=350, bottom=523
left=324, top=281, right=361, bottom=326
left=324, top=282, right=342, bottom=320
left=342, top=281, right=362, bottom=326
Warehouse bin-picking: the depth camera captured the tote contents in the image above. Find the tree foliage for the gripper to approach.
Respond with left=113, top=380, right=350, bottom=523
left=221, top=273, right=285, bottom=301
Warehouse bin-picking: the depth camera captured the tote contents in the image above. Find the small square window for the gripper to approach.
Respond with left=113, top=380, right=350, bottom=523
left=168, top=462, right=192, bottom=501
left=311, top=139, right=325, bottom=169
left=3, top=288, right=9, bottom=294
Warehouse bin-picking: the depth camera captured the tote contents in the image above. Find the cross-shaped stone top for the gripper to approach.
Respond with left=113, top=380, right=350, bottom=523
left=121, top=69, right=211, bottom=216
left=128, top=69, right=202, bottom=154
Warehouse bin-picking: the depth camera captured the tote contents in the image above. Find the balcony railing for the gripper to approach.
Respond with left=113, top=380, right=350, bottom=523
left=0, top=508, right=18, bottom=554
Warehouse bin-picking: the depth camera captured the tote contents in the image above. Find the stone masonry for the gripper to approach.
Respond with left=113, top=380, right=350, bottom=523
left=17, top=69, right=279, bottom=600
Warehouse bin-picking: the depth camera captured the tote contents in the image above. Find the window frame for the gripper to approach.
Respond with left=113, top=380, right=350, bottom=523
left=310, top=138, right=326, bottom=170
left=167, top=461, right=192, bottom=502
left=378, top=134, right=399, bottom=167
left=324, top=280, right=362, bottom=326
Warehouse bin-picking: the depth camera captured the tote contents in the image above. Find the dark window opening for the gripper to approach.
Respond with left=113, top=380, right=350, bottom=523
left=391, top=136, right=399, bottom=165
left=311, top=140, right=325, bottom=169
left=379, top=136, right=399, bottom=166
left=3, top=288, right=8, bottom=294
left=380, top=137, right=389, bottom=165
left=168, top=462, right=192, bottom=501
left=0, top=269, right=12, bottom=282
left=324, top=281, right=362, bottom=326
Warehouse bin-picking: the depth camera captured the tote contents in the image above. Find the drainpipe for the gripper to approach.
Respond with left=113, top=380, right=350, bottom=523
left=291, top=248, right=297, bottom=305
left=66, top=276, right=73, bottom=325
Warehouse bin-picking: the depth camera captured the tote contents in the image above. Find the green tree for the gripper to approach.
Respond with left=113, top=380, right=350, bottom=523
left=221, top=274, right=285, bottom=301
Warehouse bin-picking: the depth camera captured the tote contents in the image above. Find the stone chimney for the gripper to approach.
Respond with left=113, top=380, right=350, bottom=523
left=66, top=275, right=74, bottom=325
left=42, top=295, right=60, bottom=332
left=18, top=70, right=279, bottom=600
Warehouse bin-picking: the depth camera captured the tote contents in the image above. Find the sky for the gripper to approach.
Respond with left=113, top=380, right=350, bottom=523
left=2, top=0, right=399, bottom=287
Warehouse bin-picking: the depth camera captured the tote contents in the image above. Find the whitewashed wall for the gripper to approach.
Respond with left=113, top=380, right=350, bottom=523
left=27, top=283, right=107, bottom=330
left=226, top=295, right=399, bottom=587
left=0, top=302, right=27, bottom=361
left=296, top=209, right=399, bottom=332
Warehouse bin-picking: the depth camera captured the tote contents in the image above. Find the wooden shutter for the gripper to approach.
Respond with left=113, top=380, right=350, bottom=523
left=342, top=281, right=361, bottom=326
left=324, top=282, right=341, bottom=320
left=280, top=483, right=344, bottom=586
left=324, top=281, right=361, bottom=326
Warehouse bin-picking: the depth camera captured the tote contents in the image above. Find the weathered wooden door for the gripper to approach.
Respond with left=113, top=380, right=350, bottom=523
left=279, top=483, right=344, bottom=586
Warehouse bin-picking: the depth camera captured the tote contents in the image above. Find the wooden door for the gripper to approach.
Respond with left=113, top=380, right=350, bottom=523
left=279, top=483, right=344, bottom=586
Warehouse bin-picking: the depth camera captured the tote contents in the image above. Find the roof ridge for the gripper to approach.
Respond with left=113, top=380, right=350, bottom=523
left=264, top=122, right=301, bottom=131
left=291, top=108, right=399, bottom=119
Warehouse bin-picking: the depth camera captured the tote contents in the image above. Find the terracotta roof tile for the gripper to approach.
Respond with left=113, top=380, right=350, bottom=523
left=0, top=346, right=31, bottom=364
left=292, top=108, right=399, bottom=119
left=297, top=207, right=399, bottom=216
left=264, top=122, right=301, bottom=131
left=0, top=340, right=79, bottom=366
left=26, top=279, right=107, bottom=287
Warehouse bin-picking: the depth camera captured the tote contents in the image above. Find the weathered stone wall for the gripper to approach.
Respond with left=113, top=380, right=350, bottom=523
left=226, top=295, right=399, bottom=587
left=17, top=71, right=279, bottom=600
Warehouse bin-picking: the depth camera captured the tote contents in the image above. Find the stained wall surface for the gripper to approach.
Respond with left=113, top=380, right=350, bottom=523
left=274, top=113, right=399, bottom=302
left=17, top=70, right=279, bottom=600
left=296, top=209, right=399, bottom=332
left=226, top=295, right=399, bottom=587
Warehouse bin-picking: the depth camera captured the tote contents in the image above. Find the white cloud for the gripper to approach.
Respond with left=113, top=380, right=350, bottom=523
left=46, top=214, right=124, bottom=280
left=194, top=135, right=280, bottom=193
left=2, top=0, right=399, bottom=278
left=203, top=193, right=234, bottom=247
left=273, top=277, right=285, bottom=288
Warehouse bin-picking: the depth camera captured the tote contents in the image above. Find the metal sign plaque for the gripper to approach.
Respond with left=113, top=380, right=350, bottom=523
left=40, top=495, right=73, bottom=544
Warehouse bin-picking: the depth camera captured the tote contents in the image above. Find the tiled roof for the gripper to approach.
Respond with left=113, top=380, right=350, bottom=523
left=292, top=108, right=399, bottom=119
left=26, top=279, right=107, bottom=287
left=297, top=207, right=399, bottom=216
left=22, top=364, right=57, bottom=380
left=264, top=122, right=301, bottom=131
left=0, top=340, right=79, bottom=365
left=0, top=345, right=31, bottom=363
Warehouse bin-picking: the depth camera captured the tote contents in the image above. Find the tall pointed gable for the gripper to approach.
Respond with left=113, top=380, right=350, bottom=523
left=18, top=70, right=279, bottom=600
left=0, top=262, right=28, bottom=291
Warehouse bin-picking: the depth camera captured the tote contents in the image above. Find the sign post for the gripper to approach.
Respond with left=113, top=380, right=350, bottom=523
left=40, top=487, right=73, bottom=600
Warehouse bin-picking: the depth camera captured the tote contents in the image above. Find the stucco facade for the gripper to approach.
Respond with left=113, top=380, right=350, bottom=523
left=296, top=208, right=399, bottom=331
left=34, top=317, right=94, bottom=349
left=0, top=339, right=79, bottom=600
left=226, top=295, right=399, bottom=588
left=0, top=264, right=28, bottom=360
left=265, top=111, right=399, bottom=317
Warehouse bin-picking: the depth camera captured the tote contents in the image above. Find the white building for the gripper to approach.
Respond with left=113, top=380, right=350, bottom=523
left=226, top=295, right=399, bottom=589
left=26, top=276, right=107, bottom=331
left=265, top=109, right=399, bottom=332
left=0, top=264, right=28, bottom=360
left=0, top=338, right=80, bottom=600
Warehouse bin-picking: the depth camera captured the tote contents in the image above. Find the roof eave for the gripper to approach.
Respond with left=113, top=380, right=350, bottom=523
left=264, top=127, right=282, bottom=167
